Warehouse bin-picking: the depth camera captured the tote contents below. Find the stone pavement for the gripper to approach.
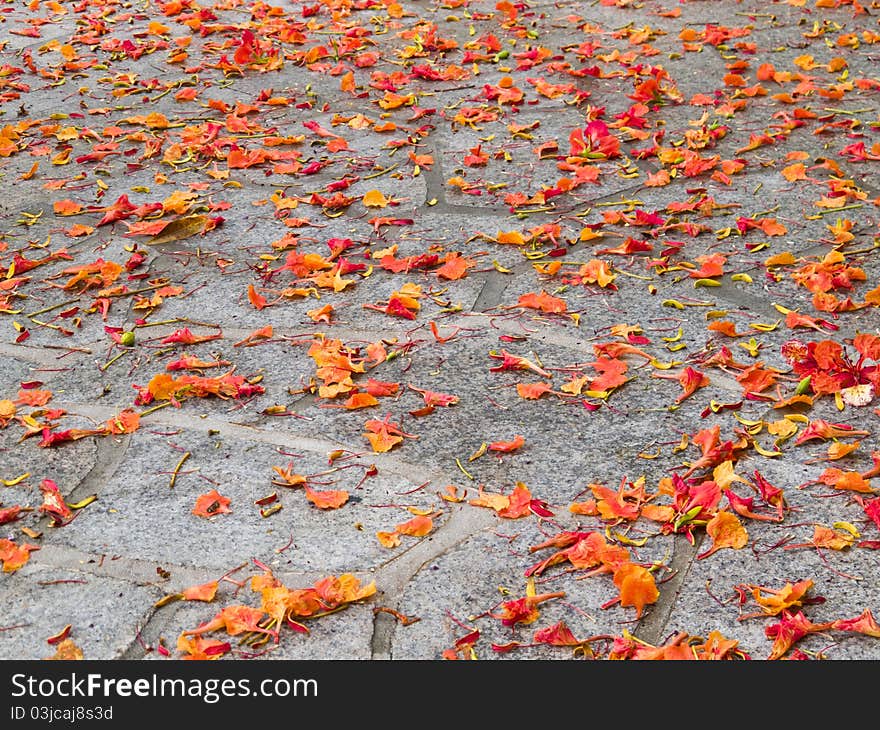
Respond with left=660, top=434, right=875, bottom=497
left=1, top=0, right=880, bottom=661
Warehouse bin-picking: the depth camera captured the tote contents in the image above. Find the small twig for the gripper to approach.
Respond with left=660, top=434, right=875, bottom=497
left=139, top=401, right=172, bottom=417
left=823, top=107, right=875, bottom=115
left=454, top=458, right=474, bottom=480
left=42, top=344, right=93, bottom=354
left=373, top=606, right=421, bottom=626
left=99, top=350, right=127, bottom=372
left=810, top=203, right=863, bottom=217
left=364, top=164, right=398, bottom=180
left=25, top=299, right=79, bottom=318
left=168, top=451, right=191, bottom=489
left=396, top=480, right=430, bottom=495
left=0, top=623, right=30, bottom=632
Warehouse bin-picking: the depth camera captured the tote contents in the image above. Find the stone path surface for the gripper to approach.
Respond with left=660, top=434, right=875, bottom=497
left=1, top=0, right=880, bottom=661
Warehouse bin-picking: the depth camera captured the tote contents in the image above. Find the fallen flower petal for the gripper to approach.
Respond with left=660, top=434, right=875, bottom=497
left=192, top=490, right=232, bottom=518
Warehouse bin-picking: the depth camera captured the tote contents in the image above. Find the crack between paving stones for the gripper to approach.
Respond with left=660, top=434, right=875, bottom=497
left=130, top=320, right=427, bottom=346
left=28, top=542, right=364, bottom=594
left=369, top=505, right=498, bottom=659
left=658, top=267, right=876, bottom=346
left=472, top=270, right=512, bottom=312
left=21, top=433, right=133, bottom=540
left=633, top=530, right=706, bottom=647
left=633, top=532, right=705, bottom=646
left=52, top=399, right=485, bottom=487
left=417, top=132, right=511, bottom=217
left=64, top=432, right=132, bottom=507
left=117, top=605, right=168, bottom=660
left=79, top=244, right=880, bottom=367
left=25, top=544, right=216, bottom=590
left=120, top=313, right=552, bottom=354
left=0, top=340, right=92, bottom=365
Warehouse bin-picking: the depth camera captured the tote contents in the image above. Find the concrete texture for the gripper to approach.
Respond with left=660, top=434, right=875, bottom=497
left=1, top=0, right=879, bottom=663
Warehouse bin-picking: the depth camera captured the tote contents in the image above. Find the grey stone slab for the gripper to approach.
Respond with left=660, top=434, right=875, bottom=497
left=0, top=351, right=47, bottom=390
left=143, top=250, right=489, bottom=341
left=665, top=527, right=880, bottom=660
left=254, top=330, right=758, bottom=497
left=0, top=565, right=158, bottom=660
left=0, top=412, right=101, bottom=539
left=391, top=517, right=674, bottom=659
left=134, top=574, right=375, bottom=660
left=3, top=0, right=880, bottom=664
left=37, top=428, right=453, bottom=574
